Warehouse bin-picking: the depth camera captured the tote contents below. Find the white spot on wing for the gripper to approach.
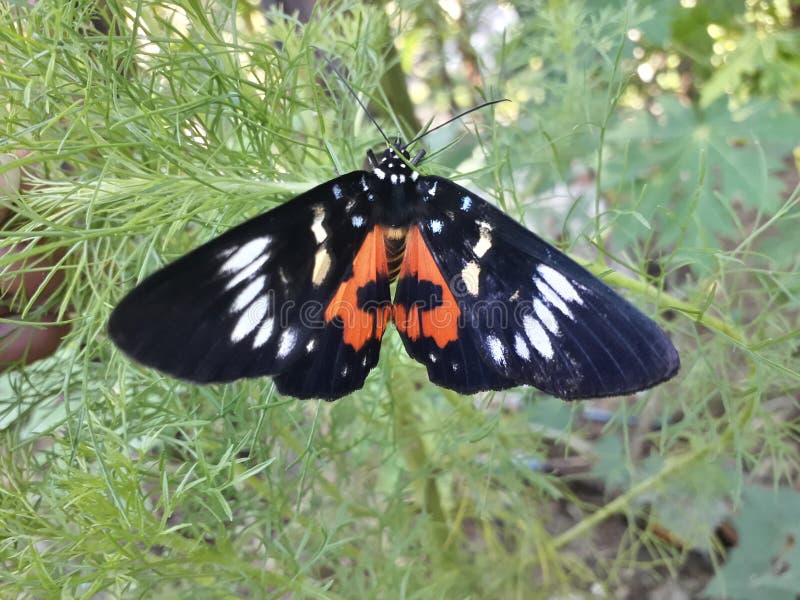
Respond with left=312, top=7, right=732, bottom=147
left=231, top=296, right=268, bottom=342
left=514, top=333, right=531, bottom=361
left=486, top=335, right=507, bottom=366
left=220, top=237, right=271, bottom=274
left=253, top=316, right=274, bottom=348
left=225, top=254, right=269, bottom=290
left=306, top=339, right=315, bottom=353
left=311, top=206, right=326, bottom=244
left=352, top=215, right=365, bottom=228
left=429, top=219, right=443, bottom=234
left=230, top=276, right=265, bottom=313
left=522, top=315, right=554, bottom=359
left=332, top=184, right=343, bottom=200
left=473, top=236, right=491, bottom=258
left=411, top=171, right=419, bottom=181
left=534, top=298, right=559, bottom=334
left=538, top=265, right=583, bottom=305
left=277, top=328, right=297, bottom=358
left=537, top=279, right=573, bottom=319
left=373, top=167, right=386, bottom=180
left=361, top=176, right=369, bottom=191
left=461, top=196, right=472, bottom=211
left=428, top=181, right=438, bottom=196
left=429, top=352, right=438, bottom=363
left=390, top=174, right=398, bottom=185
left=473, top=222, right=492, bottom=258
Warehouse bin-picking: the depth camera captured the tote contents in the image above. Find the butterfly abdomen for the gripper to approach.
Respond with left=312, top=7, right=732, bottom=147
left=383, top=226, right=408, bottom=282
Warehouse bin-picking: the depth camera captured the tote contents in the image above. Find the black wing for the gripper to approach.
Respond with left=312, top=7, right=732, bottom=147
left=393, top=224, right=520, bottom=393
left=395, top=175, right=679, bottom=399
left=109, top=172, right=391, bottom=399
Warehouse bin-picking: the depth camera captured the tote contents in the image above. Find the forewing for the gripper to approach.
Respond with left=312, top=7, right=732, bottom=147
left=109, top=172, right=391, bottom=399
left=397, top=175, right=680, bottom=399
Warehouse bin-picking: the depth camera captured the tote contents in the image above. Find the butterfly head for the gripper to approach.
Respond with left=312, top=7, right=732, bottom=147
left=371, top=138, right=421, bottom=185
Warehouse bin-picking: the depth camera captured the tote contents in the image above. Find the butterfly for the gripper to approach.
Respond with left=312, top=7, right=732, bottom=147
left=108, top=136, right=680, bottom=400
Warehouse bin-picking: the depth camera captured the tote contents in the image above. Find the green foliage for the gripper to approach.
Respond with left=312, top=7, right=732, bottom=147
left=0, top=0, right=798, bottom=597
left=605, top=96, right=799, bottom=253
left=703, top=485, right=800, bottom=600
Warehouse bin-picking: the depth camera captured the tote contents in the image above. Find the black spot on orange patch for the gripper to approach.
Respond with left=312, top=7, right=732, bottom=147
left=393, top=226, right=460, bottom=348
left=325, top=226, right=390, bottom=351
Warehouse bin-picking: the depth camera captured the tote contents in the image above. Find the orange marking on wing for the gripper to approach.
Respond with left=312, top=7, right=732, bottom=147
left=325, top=226, right=389, bottom=351
left=392, top=303, right=421, bottom=341
left=393, top=226, right=460, bottom=348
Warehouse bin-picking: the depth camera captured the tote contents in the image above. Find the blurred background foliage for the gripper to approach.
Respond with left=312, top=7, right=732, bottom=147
left=1, top=0, right=798, bottom=597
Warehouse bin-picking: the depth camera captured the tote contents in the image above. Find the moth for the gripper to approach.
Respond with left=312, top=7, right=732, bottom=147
left=109, top=131, right=680, bottom=400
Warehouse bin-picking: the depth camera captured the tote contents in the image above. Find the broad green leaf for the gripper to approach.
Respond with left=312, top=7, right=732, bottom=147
left=703, top=485, right=800, bottom=600
left=605, top=96, right=800, bottom=258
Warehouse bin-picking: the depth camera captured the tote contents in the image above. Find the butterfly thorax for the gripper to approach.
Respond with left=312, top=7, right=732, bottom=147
left=367, top=142, right=424, bottom=280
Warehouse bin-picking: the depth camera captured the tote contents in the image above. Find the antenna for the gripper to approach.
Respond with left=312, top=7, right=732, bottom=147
left=317, top=51, right=393, bottom=148
left=315, top=49, right=509, bottom=153
left=403, top=99, right=510, bottom=149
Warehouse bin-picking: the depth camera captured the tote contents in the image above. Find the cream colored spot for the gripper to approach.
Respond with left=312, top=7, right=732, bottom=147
left=461, top=261, right=480, bottom=296
left=312, top=248, right=332, bottom=286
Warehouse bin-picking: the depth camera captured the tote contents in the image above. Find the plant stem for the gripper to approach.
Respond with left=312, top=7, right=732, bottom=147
left=551, top=445, right=712, bottom=550
left=386, top=379, right=454, bottom=564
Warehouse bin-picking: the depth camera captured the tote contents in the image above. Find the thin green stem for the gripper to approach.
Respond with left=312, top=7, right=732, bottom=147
left=551, top=445, right=711, bottom=550
left=581, top=259, right=744, bottom=344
